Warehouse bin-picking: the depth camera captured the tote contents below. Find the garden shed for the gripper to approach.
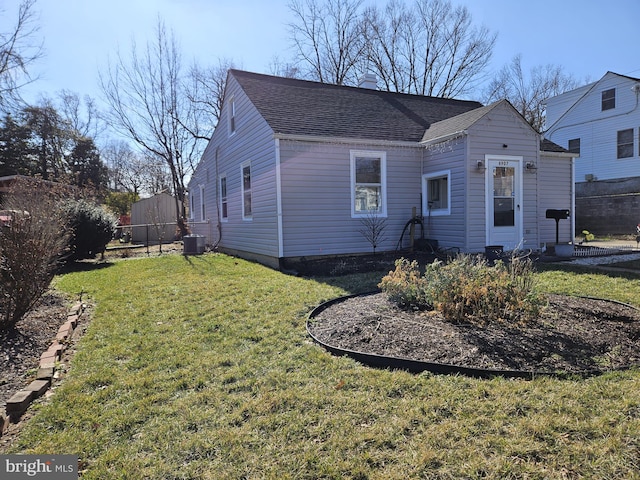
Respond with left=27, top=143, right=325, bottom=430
left=130, top=193, right=176, bottom=243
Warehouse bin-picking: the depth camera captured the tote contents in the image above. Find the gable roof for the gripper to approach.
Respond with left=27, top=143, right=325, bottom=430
left=545, top=71, right=640, bottom=134
left=229, top=70, right=483, bottom=143
left=420, top=101, right=503, bottom=143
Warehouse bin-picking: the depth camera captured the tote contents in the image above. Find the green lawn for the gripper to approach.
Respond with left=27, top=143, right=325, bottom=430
left=7, top=254, right=640, bottom=479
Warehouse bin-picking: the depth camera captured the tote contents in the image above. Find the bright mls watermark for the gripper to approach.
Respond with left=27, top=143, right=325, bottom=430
left=1, top=455, right=77, bottom=479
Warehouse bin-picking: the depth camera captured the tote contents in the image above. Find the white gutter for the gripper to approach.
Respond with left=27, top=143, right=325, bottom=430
left=273, top=133, right=420, bottom=148
left=420, top=130, right=468, bottom=146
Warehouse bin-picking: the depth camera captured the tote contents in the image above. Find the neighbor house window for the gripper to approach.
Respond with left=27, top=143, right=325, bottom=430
left=199, top=185, right=206, bottom=221
left=219, top=175, right=228, bottom=221
left=350, top=150, right=387, bottom=217
left=602, top=88, right=615, bottom=111
left=228, top=96, right=236, bottom=135
left=617, top=129, right=634, bottom=158
left=422, top=170, right=451, bottom=216
left=568, top=138, right=581, bottom=156
left=241, top=162, right=252, bottom=220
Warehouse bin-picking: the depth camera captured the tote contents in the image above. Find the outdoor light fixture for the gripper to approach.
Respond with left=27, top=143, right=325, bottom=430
left=525, top=161, right=537, bottom=171
left=476, top=160, right=486, bottom=172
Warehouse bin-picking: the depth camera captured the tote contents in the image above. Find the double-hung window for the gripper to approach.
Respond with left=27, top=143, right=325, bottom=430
left=602, top=88, right=615, bottom=111
left=199, top=185, right=206, bottom=221
left=568, top=138, right=581, bottom=156
left=219, top=175, right=228, bottom=221
left=351, top=150, right=386, bottom=217
left=241, top=162, right=252, bottom=220
left=422, top=170, right=451, bottom=216
left=617, top=129, right=634, bottom=159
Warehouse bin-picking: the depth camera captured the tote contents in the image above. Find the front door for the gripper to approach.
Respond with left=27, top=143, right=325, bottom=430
left=485, top=156, right=522, bottom=250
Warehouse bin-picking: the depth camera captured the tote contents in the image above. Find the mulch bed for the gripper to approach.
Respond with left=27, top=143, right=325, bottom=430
left=309, top=292, right=640, bottom=375
left=0, top=292, right=69, bottom=408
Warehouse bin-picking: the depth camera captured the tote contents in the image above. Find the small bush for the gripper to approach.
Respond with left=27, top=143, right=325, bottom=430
left=62, top=199, right=117, bottom=262
left=379, top=255, right=546, bottom=325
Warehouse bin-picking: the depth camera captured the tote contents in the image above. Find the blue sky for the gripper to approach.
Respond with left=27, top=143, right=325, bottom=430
left=7, top=0, right=640, bottom=106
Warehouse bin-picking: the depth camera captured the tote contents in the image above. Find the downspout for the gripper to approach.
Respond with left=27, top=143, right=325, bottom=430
left=571, top=154, right=576, bottom=243
left=275, top=139, right=284, bottom=259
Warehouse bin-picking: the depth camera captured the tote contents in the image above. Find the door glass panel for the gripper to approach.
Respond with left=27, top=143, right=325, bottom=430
left=493, top=167, right=515, bottom=227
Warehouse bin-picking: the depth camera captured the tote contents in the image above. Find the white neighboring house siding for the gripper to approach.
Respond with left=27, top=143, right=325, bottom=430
left=278, top=139, right=422, bottom=258
left=546, top=73, right=640, bottom=183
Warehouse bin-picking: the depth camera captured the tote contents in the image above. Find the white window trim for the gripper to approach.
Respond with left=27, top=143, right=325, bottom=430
left=189, top=190, right=195, bottom=221
left=219, top=174, right=228, bottom=222
left=199, top=184, right=206, bottom=221
left=241, top=161, right=252, bottom=221
left=422, top=170, right=451, bottom=216
left=228, top=96, right=236, bottom=136
left=350, top=150, right=387, bottom=218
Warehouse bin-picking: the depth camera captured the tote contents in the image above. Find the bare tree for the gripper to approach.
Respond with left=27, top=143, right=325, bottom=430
left=363, top=0, right=496, bottom=97
left=57, top=89, right=103, bottom=141
left=0, top=0, right=42, bottom=110
left=186, top=57, right=236, bottom=133
left=287, top=0, right=366, bottom=85
left=99, top=19, right=205, bottom=236
left=483, top=55, right=579, bottom=132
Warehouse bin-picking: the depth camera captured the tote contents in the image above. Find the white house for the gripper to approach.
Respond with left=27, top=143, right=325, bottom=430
left=188, top=70, right=575, bottom=269
left=545, top=71, right=640, bottom=234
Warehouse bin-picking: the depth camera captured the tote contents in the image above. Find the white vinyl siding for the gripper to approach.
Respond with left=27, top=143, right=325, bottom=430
left=279, top=142, right=420, bottom=257
left=546, top=72, right=640, bottom=183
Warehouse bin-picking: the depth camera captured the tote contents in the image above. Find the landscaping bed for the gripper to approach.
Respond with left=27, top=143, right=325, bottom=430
left=309, top=292, right=640, bottom=375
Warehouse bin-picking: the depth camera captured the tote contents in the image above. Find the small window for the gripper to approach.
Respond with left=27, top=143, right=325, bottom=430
left=617, top=129, right=634, bottom=158
left=568, top=138, right=580, bottom=156
left=189, top=191, right=195, bottom=220
left=241, top=162, right=252, bottom=220
left=350, top=150, right=387, bottom=217
left=199, top=185, right=206, bottom=221
left=220, top=176, right=228, bottom=221
left=602, top=88, right=615, bottom=111
left=423, top=170, right=450, bottom=216
left=228, top=97, right=236, bottom=135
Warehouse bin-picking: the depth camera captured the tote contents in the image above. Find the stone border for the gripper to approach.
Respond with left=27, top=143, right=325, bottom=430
left=1, top=302, right=84, bottom=435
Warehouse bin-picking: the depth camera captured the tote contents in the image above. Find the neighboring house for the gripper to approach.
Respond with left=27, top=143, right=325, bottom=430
left=188, top=70, right=575, bottom=269
left=130, top=193, right=176, bottom=243
left=545, top=71, right=640, bottom=234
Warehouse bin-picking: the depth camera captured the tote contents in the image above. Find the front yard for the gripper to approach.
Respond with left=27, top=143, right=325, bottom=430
left=3, top=253, right=640, bottom=478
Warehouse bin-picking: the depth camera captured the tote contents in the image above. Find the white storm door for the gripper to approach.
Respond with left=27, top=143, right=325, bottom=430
left=486, top=156, right=522, bottom=250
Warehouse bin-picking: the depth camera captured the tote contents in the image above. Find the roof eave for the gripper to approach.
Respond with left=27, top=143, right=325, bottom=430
left=420, top=130, right=468, bottom=146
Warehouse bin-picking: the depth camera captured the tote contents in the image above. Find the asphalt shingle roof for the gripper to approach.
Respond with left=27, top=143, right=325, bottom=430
left=230, top=70, right=565, bottom=153
left=230, top=70, right=483, bottom=143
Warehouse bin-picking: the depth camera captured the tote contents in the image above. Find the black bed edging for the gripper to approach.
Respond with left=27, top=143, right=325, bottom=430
left=307, top=292, right=633, bottom=380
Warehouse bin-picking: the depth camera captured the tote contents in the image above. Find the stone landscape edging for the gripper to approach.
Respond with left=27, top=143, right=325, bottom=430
left=307, top=292, right=638, bottom=380
left=1, top=302, right=85, bottom=436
